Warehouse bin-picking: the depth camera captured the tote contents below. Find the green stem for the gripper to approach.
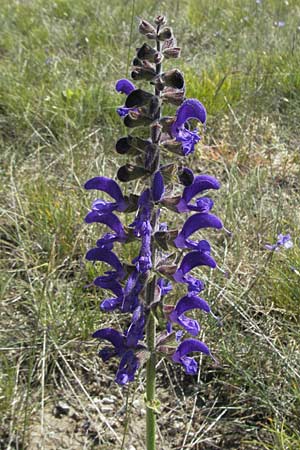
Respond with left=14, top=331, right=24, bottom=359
left=146, top=298, right=157, bottom=450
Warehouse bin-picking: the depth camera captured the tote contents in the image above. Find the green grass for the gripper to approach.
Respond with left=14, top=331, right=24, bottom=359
left=1, top=0, right=300, bottom=448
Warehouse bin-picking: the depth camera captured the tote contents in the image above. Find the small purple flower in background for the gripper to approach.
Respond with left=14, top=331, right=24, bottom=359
left=274, top=21, right=286, bottom=28
left=265, top=233, right=293, bottom=252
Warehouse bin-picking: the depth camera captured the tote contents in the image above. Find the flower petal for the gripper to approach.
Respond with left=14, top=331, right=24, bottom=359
left=115, top=350, right=139, bottom=385
left=177, top=175, right=220, bottom=212
left=173, top=294, right=211, bottom=316
left=86, top=248, right=125, bottom=279
left=92, top=327, right=124, bottom=350
left=126, top=305, right=145, bottom=347
left=151, top=171, right=165, bottom=202
left=85, top=212, right=127, bottom=238
left=172, top=338, right=211, bottom=369
left=174, top=213, right=223, bottom=248
left=115, top=79, right=136, bottom=95
left=171, top=99, right=207, bottom=133
left=84, top=176, right=125, bottom=204
left=174, top=251, right=217, bottom=283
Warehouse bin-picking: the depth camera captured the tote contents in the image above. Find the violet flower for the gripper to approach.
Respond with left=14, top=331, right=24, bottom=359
left=168, top=294, right=210, bottom=336
left=116, top=78, right=138, bottom=117
left=171, top=99, right=207, bottom=155
left=86, top=247, right=126, bottom=281
left=85, top=176, right=127, bottom=214
left=176, top=175, right=220, bottom=213
left=265, top=233, right=293, bottom=251
left=174, top=214, right=223, bottom=250
left=94, top=269, right=142, bottom=313
left=172, top=338, right=211, bottom=374
left=93, top=307, right=145, bottom=385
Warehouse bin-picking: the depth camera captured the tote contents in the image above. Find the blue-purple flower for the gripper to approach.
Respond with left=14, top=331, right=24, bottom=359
left=265, top=233, right=293, bottom=251
left=176, top=175, right=220, bottom=213
left=116, top=79, right=138, bottom=117
left=93, top=307, right=145, bottom=385
left=167, top=294, right=210, bottom=336
left=171, top=99, right=207, bottom=155
left=85, top=176, right=127, bottom=214
left=172, top=338, right=211, bottom=374
left=174, top=214, right=223, bottom=250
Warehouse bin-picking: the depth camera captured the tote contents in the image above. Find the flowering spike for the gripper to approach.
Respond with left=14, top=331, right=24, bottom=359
left=84, top=16, right=224, bottom=429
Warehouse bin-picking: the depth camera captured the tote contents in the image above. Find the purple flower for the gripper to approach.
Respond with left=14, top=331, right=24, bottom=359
left=172, top=338, right=211, bottom=374
left=168, top=294, right=210, bottom=335
left=95, top=269, right=142, bottom=313
left=85, top=212, right=127, bottom=249
left=174, top=213, right=223, bottom=250
left=116, top=350, right=139, bottom=385
left=174, top=250, right=217, bottom=285
left=115, top=79, right=138, bottom=118
left=158, top=278, right=172, bottom=296
left=116, top=79, right=136, bottom=95
left=125, top=305, right=145, bottom=347
left=265, top=233, right=293, bottom=251
left=172, top=250, right=215, bottom=295
left=171, top=99, right=207, bottom=155
left=85, top=176, right=127, bottom=213
left=131, top=189, right=153, bottom=273
left=151, top=171, right=165, bottom=202
left=176, top=175, right=220, bottom=213
left=86, top=247, right=126, bottom=281
left=93, top=313, right=145, bottom=385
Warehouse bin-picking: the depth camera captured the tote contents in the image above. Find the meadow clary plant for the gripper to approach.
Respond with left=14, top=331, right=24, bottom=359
left=85, top=16, right=223, bottom=449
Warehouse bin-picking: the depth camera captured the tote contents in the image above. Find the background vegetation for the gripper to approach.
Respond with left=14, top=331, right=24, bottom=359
left=1, top=0, right=299, bottom=448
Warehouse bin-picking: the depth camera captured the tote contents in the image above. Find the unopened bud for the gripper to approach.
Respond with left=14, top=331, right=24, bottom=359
left=117, top=164, right=149, bottom=182
left=162, top=139, right=184, bottom=155
left=163, top=47, right=181, bottom=59
left=161, top=196, right=181, bottom=212
left=158, top=27, right=173, bottom=41
left=178, top=167, right=194, bottom=186
left=161, top=69, right=185, bottom=89
left=155, top=15, right=167, bottom=26
left=150, top=122, right=162, bottom=144
left=138, top=19, right=157, bottom=39
left=132, top=66, right=156, bottom=81
left=125, top=89, right=154, bottom=108
left=158, top=264, right=177, bottom=277
left=137, top=43, right=163, bottom=64
left=124, top=110, right=153, bottom=128
left=161, top=87, right=185, bottom=106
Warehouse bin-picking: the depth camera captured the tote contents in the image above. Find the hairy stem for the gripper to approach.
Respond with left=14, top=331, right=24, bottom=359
left=146, top=277, right=157, bottom=450
left=145, top=23, right=162, bottom=450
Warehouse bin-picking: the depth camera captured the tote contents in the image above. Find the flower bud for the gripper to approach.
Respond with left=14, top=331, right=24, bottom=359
left=150, top=122, right=162, bottom=144
left=154, top=15, right=167, bottom=26
left=145, top=143, right=159, bottom=172
left=124, top=110, right=153, bottom=128
left=138, top=19, right=157, bottom=40
left=149, top=96, right=161, bottom=118
left=125, top=89, right=154, bottom=108
left=158, top=264, right=177, bottom=277
left=161, top=69, right=184, bottom=89
left=178, top=167, right=194, bottom=186
left=131, top=66, right=156, bottom=81
left=161, top=88, right=185, bottom=106
left=161, top=196, right=182, bottom=212
left=163, top=47, right=181, bottom=59
left=117, top=164, right=150, bottom=182
left=158, top=27, right=173, bottom=41
left=137, top=43, right=163, bottom=64
left=116, top=137, right=139, bottom=155
left=162, top=139, right=183, bottom=155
